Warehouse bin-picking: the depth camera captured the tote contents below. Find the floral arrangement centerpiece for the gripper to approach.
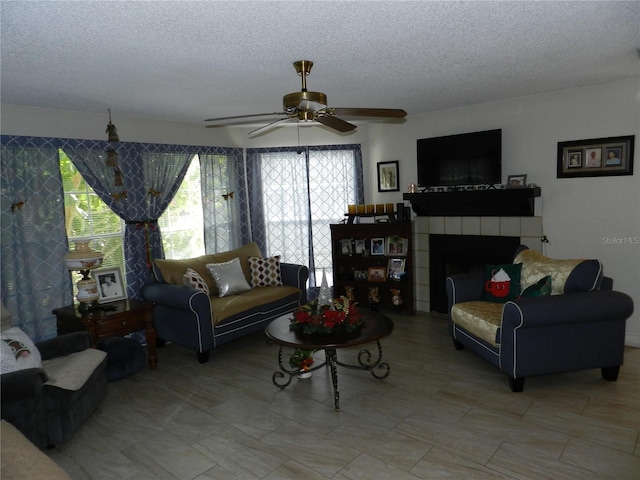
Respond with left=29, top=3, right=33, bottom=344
left=290, top=296, right=363, bottom=336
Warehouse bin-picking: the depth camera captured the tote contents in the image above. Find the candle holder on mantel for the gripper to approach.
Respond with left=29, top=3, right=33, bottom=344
left=63, top=240, right=104, bottom=311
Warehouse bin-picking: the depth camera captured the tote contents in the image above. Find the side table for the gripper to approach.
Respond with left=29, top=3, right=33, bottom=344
left=53, top=298, right=157, bottom=370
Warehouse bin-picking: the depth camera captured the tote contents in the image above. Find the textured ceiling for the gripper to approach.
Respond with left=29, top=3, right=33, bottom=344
left=2, top=1, right=639, bottom=127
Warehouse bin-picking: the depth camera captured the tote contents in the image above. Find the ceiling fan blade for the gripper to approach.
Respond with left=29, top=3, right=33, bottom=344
left=205, top=116, right=287, bottom=128
left=330, top=108, right=407, bottom=118
left=248, top=117, right=293, bottom=137
left=204, top=112, right=286, bottom=122
left=315, top=115, right=357, bottom=133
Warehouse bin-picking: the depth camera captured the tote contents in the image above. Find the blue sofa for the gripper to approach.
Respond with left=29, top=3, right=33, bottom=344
left=446, top=245, right=634, bottom=392
left=142, top=243, right=308, bottom=363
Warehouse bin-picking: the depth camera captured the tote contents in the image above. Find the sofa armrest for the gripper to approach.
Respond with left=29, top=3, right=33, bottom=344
left=1, top=368, right=49, bottom=448
left=502, top=290, right=634, bottom=330
left=36, top=331, right=93, bottom=360
left=281, top=263, right=309, bottom=304
left=141, top=282, right=211, bottom=313
left=446, top=271, right=485, bottom=310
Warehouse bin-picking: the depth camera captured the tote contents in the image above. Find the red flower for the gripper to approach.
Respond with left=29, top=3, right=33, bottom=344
left=323, top=309, right=345, bottom=328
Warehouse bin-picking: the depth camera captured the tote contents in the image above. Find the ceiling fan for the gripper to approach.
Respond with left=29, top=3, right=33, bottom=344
left=204, top=60, right=407, bottom=136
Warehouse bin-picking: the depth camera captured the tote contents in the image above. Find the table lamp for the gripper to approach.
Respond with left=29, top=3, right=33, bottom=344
left=63, top=240, right=104, bottom=311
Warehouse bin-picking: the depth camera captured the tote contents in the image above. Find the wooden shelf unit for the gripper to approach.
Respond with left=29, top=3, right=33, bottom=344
left=330, top=222, right=414, bottom=313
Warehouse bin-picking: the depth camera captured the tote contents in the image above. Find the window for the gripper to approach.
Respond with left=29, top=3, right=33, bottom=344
left=158, top=155, right=205, bottom=259
left=59, top=149, right=125, bottom=290
left=258, top=146, right=362, bottom=286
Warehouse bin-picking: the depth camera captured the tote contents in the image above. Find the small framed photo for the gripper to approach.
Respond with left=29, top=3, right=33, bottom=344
left=354, top=238, right=366, bottom=255
left=95, top=267, right=126, bottom=303
left=368, top=266, right=387, bottom=282
left=387, top=258, right=406, bottom=280
left=371, top=237, right=385, bottom=255
left=506, top=174, right=527, bottom=188
left=377, top=160, right=399, bottom=192
left=354, top=270, right=368, bottom=281
left=557, top=135, right=634, bottom=178
left=340, top=238, right=353, bottom=255
left=386, top=236, right=407, bottom=256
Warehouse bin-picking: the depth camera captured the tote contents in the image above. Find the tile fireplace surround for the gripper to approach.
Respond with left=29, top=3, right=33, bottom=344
left=412, top=215, right=543, bottom=313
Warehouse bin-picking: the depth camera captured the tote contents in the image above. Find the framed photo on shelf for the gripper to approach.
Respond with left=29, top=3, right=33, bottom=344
left=368, top=266, right=387, bottom=282
left=95, top=267, right=126, bottom=303
left=371, top=237, right=385, bottom=255
left=340, top=238, right=353, bottom=255
left=386, top=236, right=407, bottom=256
left=354, top=270, right=368, bottom=281
left=387, top=258, right=406, bottom=280
left=506, top=174, right=527, bottom=188
left=354, top=238, right=366, bottom=255
left=557, top=135, right=634, bottom=178
left=377, top=160, right=399, bottom=192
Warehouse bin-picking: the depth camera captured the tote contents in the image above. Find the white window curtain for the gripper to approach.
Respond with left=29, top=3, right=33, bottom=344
left=244, top=145, right=364, bottom=291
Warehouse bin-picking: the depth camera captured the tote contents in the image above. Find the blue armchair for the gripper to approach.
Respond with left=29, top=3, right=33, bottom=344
left=446, top=246, right=634, bottom=392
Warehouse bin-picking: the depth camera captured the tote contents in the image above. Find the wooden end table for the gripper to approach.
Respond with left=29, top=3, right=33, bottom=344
left=265, top=310, right=393, bottom=411
left=53, top=298, right=157, bottom=370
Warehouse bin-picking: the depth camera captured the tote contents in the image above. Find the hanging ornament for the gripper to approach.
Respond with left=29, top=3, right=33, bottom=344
left=106, top=108, right=119, bottom=142
left=105, top=147, right=119, bottom=167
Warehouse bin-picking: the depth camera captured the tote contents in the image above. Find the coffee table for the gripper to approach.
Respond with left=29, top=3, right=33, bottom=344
left=264, top=310, right=394, bottom=411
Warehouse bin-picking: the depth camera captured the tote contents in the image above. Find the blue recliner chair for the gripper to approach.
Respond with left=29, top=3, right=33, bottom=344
left=446, top=245, right=634, bottom=392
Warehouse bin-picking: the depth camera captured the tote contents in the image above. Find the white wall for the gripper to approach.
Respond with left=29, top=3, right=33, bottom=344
left=368, top=78, right=640, bottom=346
left=2, top=78, right=639, bottom=344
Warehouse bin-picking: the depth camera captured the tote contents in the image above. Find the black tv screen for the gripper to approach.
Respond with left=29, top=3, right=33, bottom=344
left=417, top=129, right=502, bottom=188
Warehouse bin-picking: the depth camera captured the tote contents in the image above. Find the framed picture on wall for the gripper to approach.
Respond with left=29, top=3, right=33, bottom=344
left=557, top=135, right=634, bottom=178
left=377, top=160, right=400, bottom=192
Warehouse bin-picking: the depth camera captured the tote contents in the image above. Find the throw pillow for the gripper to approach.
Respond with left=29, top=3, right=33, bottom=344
left=183, top=268, right=210, bottom=295
left=514, top=247, right=603, bottom=294
left=248, top=256, right=283, bottom=288
left=480, top=263, right=522, bottom=303
left=206, top=257, right=252, bottom=297
left=0, top=327, right=42, bottom=374
left=520, top=275, right=552, bottom=298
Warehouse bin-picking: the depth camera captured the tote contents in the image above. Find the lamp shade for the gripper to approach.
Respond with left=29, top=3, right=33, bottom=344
left=63, top=240, right=104, bottom=271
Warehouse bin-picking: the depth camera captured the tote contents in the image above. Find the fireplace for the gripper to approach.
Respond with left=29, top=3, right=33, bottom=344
left=429, top=234, right=520, bottom=313
left=412, top=215, right=543, bottom=313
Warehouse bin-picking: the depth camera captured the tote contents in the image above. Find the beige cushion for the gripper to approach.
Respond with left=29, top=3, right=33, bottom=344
left=206, top=258, right=252, bottom=297
left=451, top=301, right=503, bottom=347
left=514, top=248, right=602, bottom=295
left=211, top=285, right=301, bottom=325
left=43, top=348, right=107, bottom=391
left=154, top=242, right=262, bottom=296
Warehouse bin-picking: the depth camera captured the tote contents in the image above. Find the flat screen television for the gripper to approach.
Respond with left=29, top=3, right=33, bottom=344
left=417, top=129, right=502, bottom=188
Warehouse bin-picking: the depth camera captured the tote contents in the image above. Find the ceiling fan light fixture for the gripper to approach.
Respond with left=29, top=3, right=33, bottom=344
left=283, top=91, right=327, bottom=112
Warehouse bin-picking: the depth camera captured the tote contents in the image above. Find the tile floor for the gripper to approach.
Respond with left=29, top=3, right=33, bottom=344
left=47, top=312, right=640, bottom=479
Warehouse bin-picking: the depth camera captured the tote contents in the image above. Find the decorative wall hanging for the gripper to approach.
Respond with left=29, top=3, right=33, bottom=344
left=557, top=135, right=634, bottom=178
left=377, top=160, right=399, bottom=192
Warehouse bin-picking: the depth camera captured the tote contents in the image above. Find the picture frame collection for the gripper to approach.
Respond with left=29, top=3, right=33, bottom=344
left=557, top=135, right=634, bottom=178
left=341, top=236, right=408, bottom=282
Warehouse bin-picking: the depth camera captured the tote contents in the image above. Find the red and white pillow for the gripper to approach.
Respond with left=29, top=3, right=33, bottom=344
left=183, top=268, right=210, bottom=295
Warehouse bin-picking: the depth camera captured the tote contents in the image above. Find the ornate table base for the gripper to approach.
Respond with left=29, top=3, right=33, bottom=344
left=272, top=342, right=390, bottom=411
